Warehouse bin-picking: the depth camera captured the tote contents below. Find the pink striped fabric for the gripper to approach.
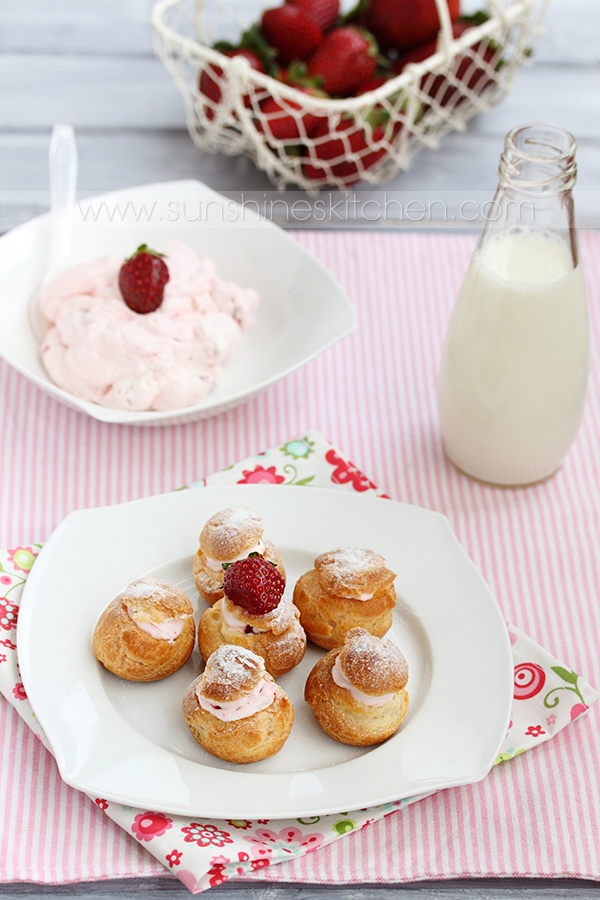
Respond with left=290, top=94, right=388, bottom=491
left=1, top=230, right=600, bottom=885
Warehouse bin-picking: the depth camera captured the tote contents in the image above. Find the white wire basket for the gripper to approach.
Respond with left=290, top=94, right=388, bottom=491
left=151, top=0, right=548, bottom=191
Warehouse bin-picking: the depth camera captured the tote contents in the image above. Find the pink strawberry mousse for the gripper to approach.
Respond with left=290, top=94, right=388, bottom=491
left=39, top=240, right=259, bottom=411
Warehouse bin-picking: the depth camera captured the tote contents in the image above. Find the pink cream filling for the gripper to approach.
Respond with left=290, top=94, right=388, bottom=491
left=127, top=605, right=186, bottom=641
left=340, top=592, right=374, bottom=601
left=204, top=540, right=266, bottom=572
left=196, top=679, right=276, bottom=721
left=221, top=598, right=269, bottom=633
left=331, top=657, right=394, bottom=707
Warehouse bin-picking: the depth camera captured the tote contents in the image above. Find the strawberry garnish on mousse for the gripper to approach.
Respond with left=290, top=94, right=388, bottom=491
left=223, top=555, right=286, bottom=616
left=118, top=244, right=170, bottom=314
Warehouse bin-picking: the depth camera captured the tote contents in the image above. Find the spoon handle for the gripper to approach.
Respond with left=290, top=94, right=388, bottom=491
left=50, top=124, right=78, bottom=264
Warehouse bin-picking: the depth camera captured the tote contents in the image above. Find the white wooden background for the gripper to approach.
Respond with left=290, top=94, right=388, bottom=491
left=0, top=0, right=599, bottom=232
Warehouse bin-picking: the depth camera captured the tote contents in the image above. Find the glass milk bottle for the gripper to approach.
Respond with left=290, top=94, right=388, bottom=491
left=438, top=123, right=589, bottom=487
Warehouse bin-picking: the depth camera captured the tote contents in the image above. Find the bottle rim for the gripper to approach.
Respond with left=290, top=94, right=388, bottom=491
left=499, top=123, right=577, bottom=194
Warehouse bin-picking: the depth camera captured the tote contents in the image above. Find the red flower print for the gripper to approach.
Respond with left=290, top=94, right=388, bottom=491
left=0, top=653, right=6, bottom=664
left=525, top=725, right=546, bottom=738
left=94, top=798, right=108, bottom=810
left=257, top=819, right=269, bottom=824
left=237, top=465, right=285, bottom=485
left=246, top=825, right=324, bottom=854
left=208, top=862, right=228, bottom=888
left=0, top=598, right=18, bottom=631
left=12, top=682, right=26, bottom=701
left=325, top=450, right=378, bottom=493
left=132, top=812, right=173, bottom=842
left=1, top=575, right=11, bottom=585
left=251, top=858, right=270, bottom=871
left=514, top=663, right=546, bottom=700
left=166, top=849, right=182, bottom=868
left=182, top=823, right=233, bottom=847
left=227, top=819, right=252, bottom=830
left=0, top=637, right=17, bottom=650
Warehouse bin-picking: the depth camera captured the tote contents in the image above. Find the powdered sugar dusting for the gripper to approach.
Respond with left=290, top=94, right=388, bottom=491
left=315, top=547, right=392, bottom=597
left=200, top=506, right=263, bottom=558
left=339, top=628, right=408, bottom=694
left=200, top=645, right=266, bottom=702
left=121, top=577, right=170, bottom=601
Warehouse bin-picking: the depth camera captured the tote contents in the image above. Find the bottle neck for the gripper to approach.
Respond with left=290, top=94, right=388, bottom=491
left=498, top=123, right=577, bottom=196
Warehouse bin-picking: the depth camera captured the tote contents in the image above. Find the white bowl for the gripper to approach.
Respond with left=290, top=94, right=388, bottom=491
left=0, top=180, right=355, bottom=426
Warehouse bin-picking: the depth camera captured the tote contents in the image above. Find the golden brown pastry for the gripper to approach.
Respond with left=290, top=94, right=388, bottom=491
left=304, top=627, right=409, bottom=746
left=182, top=644, right=294, bottom=764
left=197, top=555, right=306, bottom=678
left=93, top=577, right=195, bottom=682
left=193, top=506, right=286, bottom=605
left=293, top=547, right=396, bottom=649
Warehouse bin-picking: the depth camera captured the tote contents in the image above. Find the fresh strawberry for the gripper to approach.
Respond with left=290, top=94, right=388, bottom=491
left=223, top=555, right=285, bottom=616
left=302, top=116, right=391, bottom=185
left=199, top=49, right=265, bottom=120
left=290, top=0, right=339, bottom=32
left=261, top=5, right=323, bottom=64
left=118, top=245, right=169, bottom=314
left=307, top=26, right=377, bottom=96
left=393, top=20, right=500, bottom=108
left=354, top=74, right=391, bottom=95
left=366, top=0, right=460, bottom=51
left=258, top=87, right=325, bottom=141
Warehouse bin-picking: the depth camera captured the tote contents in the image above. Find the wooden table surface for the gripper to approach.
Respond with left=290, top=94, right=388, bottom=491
left=1, top=0, right=599, bottom=896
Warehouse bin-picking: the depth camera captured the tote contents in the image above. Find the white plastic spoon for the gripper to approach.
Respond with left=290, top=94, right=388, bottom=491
left=29, top=123, right=78, bottom=342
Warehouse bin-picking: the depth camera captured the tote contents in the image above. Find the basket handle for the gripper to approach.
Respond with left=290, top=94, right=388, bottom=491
left=433, top=0, right=455, bottom=63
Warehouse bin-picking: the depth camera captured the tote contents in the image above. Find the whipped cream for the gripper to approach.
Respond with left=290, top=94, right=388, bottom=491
left=221, top=597, right=269, bottom=634
left=340, top=592, right=374, bottom=601
left=332, top=657, right=394, bottom=707
left=197, top=678, right=276, bottom=721
left=204, top=540, right=266, bottom=572
left=39, top=240, right=259, bottom=411
left=126, top=604, right=187, bottom=641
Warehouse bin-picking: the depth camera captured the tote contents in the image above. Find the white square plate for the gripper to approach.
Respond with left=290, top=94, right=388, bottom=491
left=0, top=181, right=355, bottom=426
left=17, top=484, right=513, bottom=819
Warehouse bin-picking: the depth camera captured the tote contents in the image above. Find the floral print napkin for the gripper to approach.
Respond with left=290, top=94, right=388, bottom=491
left=0, top=431, right=597, bottom=894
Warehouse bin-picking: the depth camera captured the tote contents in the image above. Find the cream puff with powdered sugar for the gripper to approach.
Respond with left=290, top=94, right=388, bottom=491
left=193, top=506, right=285, bottom=605
left=198, top=554, right=306, bottom=678
left=93, top=577, right=195, bottom=681
left=182, top=645, right=294, bottom=763
left=304, top=628, right=409, bottom=746
left=293, top=547, right=396, bottom=649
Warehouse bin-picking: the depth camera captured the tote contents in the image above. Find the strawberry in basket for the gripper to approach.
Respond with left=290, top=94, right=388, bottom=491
left=393, top=14, right=502, bottom=110
left=366, top=0, right=460, bottom=51
left=199, top=48, right=265, bottom=120
left=306, top=26, right=378, bottom=96
left=261, top=4, right=324, bottom=64
left=258, top=86, right=327, bottom=141
left=302, top=114, right=396, bottom=186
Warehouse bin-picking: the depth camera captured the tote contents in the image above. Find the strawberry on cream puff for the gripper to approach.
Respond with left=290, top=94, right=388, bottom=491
left=93, top=577, right=195, bottom=681
left=198, top=555, right=306, bottom=678
left=293, top=547, right=396, bottom=649
left=193, top=506, right=285, bottom=605
left=182, top=644, right=294, bottom=763
left=304, top=627, right=409, bottom=746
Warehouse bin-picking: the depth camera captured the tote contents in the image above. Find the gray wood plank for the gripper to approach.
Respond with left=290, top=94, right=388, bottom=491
left=1, top=0, right=599, bottom=64
left=2, top=127, right=599, bottom=232
left=2, top=878, right=600, bottom=898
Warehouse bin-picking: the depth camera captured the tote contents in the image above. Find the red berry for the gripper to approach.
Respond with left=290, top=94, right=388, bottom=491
left=303, top=117, right=392, bottom=185
left=306, top=27, right=377, bottom=96
left=118, top=244, right=169, bottom=314
left=199, top=49, right=265, bottom=119
left=289, top=0, right=339, bottom=32
left=223, top=556, right=285, bottom=616
left=366, top=0, right=460, bottom=51
left=258, top=88, right=325, bottom=141
left=261, top=5, right=323, bottom=64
